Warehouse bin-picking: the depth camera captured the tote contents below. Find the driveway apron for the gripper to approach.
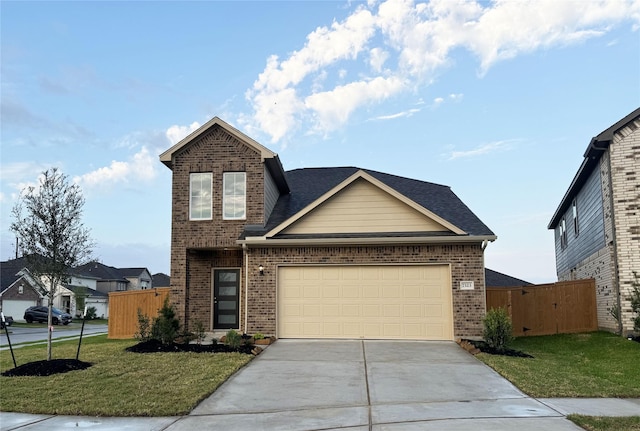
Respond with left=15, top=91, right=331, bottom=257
left=171, top=340, right=582, bottom=431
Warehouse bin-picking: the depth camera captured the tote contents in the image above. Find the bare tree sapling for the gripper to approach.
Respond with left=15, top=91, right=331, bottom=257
left=10, top=168, right=94, bottom=360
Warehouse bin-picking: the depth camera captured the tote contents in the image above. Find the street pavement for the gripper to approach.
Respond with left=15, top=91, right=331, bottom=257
left=1, top=340, right=639, bottom=430
left=0, top=323, right=108, bottom=350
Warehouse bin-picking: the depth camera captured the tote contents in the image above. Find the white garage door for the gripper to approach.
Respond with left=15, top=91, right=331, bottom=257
left=278, top=265, right=453, bottom=340
left=2, top=299, right=37, bottom=321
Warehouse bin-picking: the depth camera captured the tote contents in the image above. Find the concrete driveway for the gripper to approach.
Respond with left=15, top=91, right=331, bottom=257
left=169, top=340, right=583, bottom=430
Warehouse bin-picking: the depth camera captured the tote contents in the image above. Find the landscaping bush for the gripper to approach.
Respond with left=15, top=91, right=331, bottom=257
left=630, top=271, right=640, bottom=332
left=85, top=306, right=97, bottom=320
left=224, top=329, right=242, bottom=349
left=192, top=319, right=206, bottom=345
left=151, top=297, right=181, bottom=345
left=483, top=307, right=514, bottom=352
left=134, top=308, right=152, bottom=342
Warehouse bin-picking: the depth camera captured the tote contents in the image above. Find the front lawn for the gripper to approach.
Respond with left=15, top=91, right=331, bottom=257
left=0, top=335, right=252, bottom=416
left=568, top=415, right=640, bottom=431
left=476, top=331, right=640, bottom=398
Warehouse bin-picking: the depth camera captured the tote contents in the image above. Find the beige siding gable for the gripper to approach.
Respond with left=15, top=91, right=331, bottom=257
left=282, top=178, right=452, bottom=235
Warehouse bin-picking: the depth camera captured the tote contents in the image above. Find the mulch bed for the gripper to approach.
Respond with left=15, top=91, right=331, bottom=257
left=125, top=339, right=255, bottom=355
left=461, top=339, right=534, bottom=358
left=2, top=359, right=92, bottom=377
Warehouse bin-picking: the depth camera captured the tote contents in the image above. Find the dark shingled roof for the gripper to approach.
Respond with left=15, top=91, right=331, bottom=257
left=252, top=167, right=494, bottom=238
left=485, top=268, right=533, bottom=288
left=73, top=262, right=128, bottom=282
left=152, top=273, right=171, bottom=287
left=0, top=256, right=30, bottom=293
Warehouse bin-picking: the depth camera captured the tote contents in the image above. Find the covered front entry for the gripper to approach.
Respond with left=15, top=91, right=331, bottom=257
left=277, top=265, right=453, bottom=340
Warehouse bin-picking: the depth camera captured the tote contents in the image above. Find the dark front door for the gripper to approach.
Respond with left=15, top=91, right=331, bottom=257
left=213, top=269, right=240, bottom=329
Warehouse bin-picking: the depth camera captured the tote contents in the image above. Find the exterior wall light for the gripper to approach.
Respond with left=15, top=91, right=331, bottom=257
left=259, top=265, right=264, bottom=276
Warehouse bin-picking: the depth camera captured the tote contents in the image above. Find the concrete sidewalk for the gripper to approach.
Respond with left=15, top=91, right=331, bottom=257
left=1, top=340, right=639, bottom=430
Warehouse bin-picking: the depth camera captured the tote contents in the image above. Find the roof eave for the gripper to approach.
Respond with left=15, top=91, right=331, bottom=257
left=548, top=107, right=640, bottom=229
left=238, top=234, right=497, bottom=247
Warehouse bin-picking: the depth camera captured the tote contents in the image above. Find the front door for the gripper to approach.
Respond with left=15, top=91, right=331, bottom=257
left=213, top=269, right=240, bottom=330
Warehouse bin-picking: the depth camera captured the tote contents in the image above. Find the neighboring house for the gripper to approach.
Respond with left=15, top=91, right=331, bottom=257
left=485, top=268, right=532, bottom=288
left=152, top=273, right=171, bottom=288
left=65, top=271, right=109, bottom=318
left=74, top=262, right=152, bottom=293
left=548, top=107, right=640, bottom=334
left=0, top=257, right=45, bottom=320
left=160, top=117, right=497, bottom=340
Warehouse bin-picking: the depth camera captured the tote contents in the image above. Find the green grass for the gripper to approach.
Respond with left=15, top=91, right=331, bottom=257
left=476, top=331, right=640, bottom=398
left=0, top=335, right=252, bottom=416
left=568, top=415, right=640, bottom=431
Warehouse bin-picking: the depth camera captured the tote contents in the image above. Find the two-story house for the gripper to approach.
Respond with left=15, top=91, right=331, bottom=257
left=75, top=262, right=153, bottom=294
left=160, top=117, right=496, bottom=340
left=548, top=107, right=640, bottom=334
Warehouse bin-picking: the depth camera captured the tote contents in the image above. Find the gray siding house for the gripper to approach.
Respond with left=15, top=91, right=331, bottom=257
left=548, top=107, right=640, bottom=334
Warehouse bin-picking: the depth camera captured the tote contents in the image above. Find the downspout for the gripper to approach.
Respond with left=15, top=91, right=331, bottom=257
left=243, top=243, right=249, bottom=334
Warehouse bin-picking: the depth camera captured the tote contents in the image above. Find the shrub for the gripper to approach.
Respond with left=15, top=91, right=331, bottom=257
left=192, top=320, right=206, bottom=345
left=630, top=271, right=640, bottom=332
left=85, top=306, right=97, bottom=320
left=253, top=332, right=265, bottom=340
left=483, top=307, right=514, bottom=352
left=224, top=329, right=242, bottom=349
left=151, top=297, right=181, bottom=345
left=134, top=308, right=152, bottom=342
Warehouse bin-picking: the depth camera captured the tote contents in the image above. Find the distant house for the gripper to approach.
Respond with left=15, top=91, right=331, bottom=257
left=0, top=257, right=45, bottom=320
left=548, top=107, right=640, bottom=334
left=74, top=262, right=153, bottom=294
left=485, top=268, right=532, bottom=288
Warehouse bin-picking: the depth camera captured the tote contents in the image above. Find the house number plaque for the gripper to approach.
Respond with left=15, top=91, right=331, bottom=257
left=460, top=281, right=474, bottom=290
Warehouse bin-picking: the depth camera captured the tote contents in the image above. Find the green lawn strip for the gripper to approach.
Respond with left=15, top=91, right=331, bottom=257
left=568, top=415, right=640, bottom=431
left=476, top=332, right=640, bottom=398
left=0, top=335, right=253, bottom=416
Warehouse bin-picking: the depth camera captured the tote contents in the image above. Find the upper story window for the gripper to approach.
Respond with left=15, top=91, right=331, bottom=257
left=190, top=173, right=213, bottom=220
left=559, top=217, right=567, bottom=249
left=223, top=172, right=246, bottom=220
left=572, top=199, right=579, bottom=236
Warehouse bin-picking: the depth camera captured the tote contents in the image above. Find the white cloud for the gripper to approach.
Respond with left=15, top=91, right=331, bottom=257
left=448, top=140, right=517, bottom=160
left=305, top=76, right=407, bottom=130
left=369, top=47, right=389, bottom=72
left=371, top=107, right=420, bottom=121
left=74, top=146, right=156, bottom=190
left=166, top=121, right=201, bottom=146
left=244, top=0, right=639, bottom=143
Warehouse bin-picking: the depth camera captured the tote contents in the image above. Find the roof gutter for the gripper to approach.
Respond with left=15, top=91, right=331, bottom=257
left=238, top=235, right=497, bottom=247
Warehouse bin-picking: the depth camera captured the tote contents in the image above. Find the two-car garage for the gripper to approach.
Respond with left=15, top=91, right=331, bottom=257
left=277, top=265, right=453, bottom=340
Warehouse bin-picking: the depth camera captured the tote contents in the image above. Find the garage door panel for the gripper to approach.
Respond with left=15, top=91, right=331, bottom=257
left=278, top=265, right=452, bottom=340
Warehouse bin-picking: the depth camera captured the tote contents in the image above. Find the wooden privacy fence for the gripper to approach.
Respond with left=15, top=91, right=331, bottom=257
left=108, top=288, right=170, bottom=339
left=486, top=279, right=597, bottom=337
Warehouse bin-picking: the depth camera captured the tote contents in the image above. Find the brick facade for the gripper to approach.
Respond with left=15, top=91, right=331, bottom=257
left=164, top=119, right=491, bottom=339
left=609, top=119, right=640, bottom=333
left=242, top=244, right=486, bottom=339
left=169, top=125, right=264, bottom=325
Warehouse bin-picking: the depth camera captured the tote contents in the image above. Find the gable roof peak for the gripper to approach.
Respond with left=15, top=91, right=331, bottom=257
left=159, top=116, right=278, bottom=169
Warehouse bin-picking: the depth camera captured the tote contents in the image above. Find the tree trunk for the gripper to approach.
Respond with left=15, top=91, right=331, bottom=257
left=47, top=294, right=53, bottom=361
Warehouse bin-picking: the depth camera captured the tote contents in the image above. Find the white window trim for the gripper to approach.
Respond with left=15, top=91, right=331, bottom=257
left=223, top=172, right=246, bottom=220
left=190, top=172, right=213, bottom=221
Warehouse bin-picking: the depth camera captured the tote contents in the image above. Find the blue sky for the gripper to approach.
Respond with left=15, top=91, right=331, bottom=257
left=1, top=0, right=639, bottom=283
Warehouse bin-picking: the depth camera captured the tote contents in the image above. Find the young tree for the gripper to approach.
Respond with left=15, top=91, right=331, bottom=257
left=10, top=168, right=94, bottom=360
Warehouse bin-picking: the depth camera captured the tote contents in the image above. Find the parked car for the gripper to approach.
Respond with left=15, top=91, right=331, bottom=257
left=24, top=306, right=72, bottom=325
left=1, top=315, right=14, bottom=329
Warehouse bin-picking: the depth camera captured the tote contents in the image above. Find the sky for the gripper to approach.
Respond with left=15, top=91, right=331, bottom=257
left=1, top=0, right=639, bottom=283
